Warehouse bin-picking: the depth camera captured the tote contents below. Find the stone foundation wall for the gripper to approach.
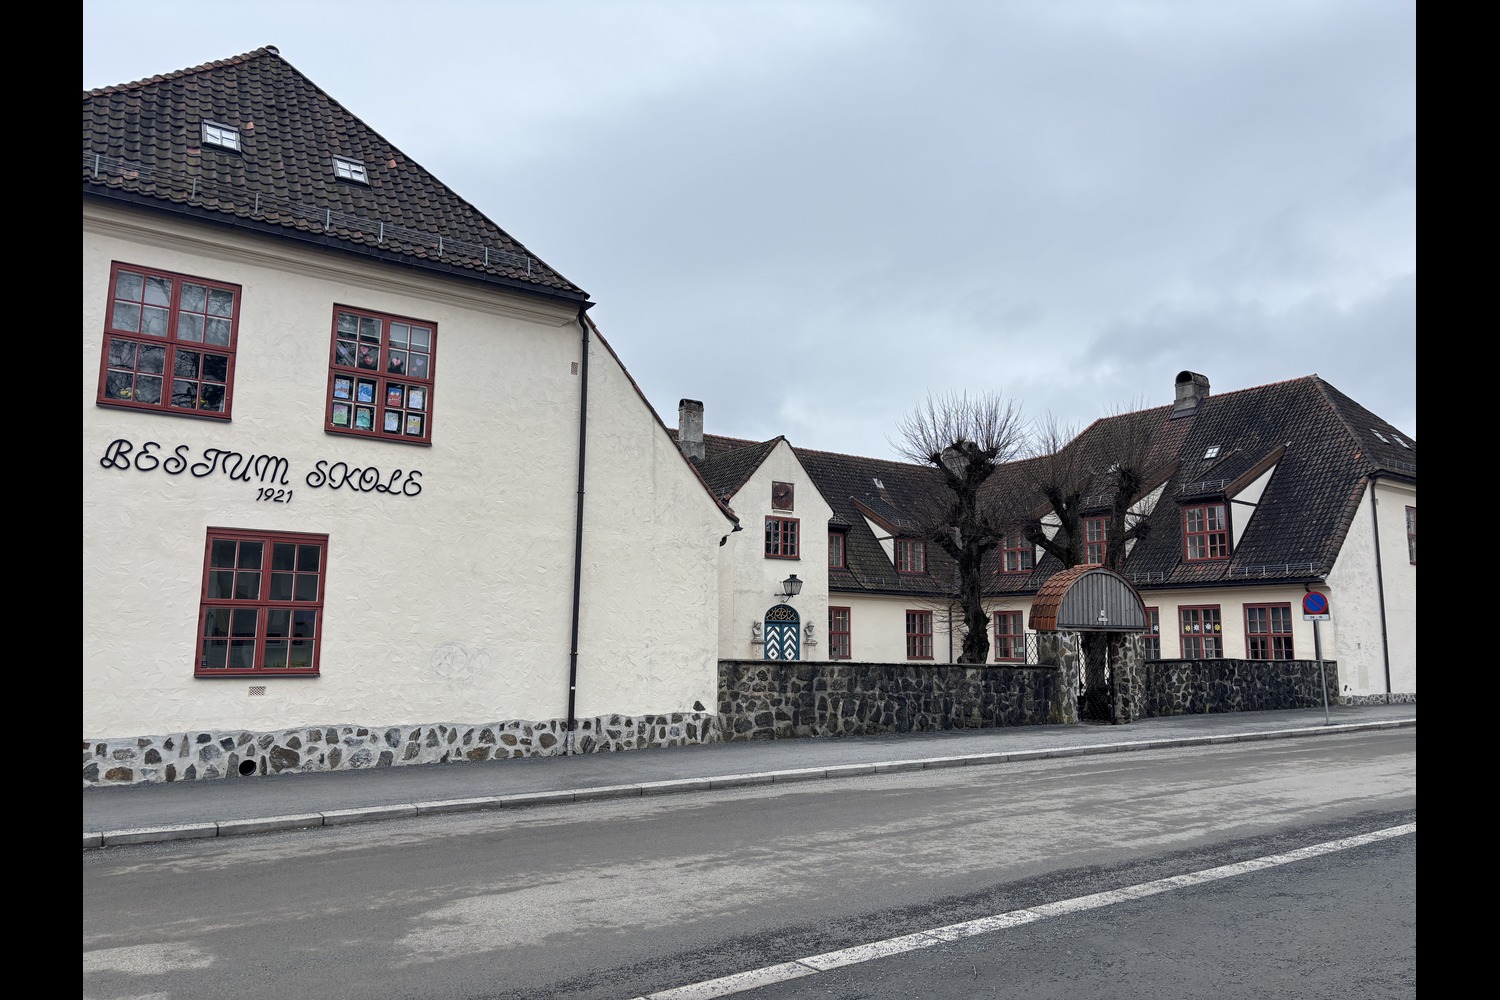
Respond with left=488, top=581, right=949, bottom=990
left=1340, top=691, right=1416, bottom=706
left=82, top=711, right=718, bottom=787
left=718, top=659, right=1064, bottom=740
left=1138, top=659, right=1339, bottom=716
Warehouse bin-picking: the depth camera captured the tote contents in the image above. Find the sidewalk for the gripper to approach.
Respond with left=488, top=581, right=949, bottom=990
left=83, top=703, right=1415, bottom=849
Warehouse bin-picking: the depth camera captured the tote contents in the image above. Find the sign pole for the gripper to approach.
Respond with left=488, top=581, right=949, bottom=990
left=1314, top=618, right=1329, bottom=725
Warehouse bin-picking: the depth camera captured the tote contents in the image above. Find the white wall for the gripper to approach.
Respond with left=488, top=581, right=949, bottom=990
left=1327, top=477, right=1416, bottom=697
left=84, top=203, right=725, bottom=738
left=716, top=442, right=833, bottom=660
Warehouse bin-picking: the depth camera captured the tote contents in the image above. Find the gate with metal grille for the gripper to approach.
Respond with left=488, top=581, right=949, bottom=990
left=1077, top=632, right=1113, bottom=722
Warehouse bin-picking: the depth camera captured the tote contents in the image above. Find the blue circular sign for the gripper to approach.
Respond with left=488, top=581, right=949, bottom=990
left=1302, top=591, right=1329, bottom=615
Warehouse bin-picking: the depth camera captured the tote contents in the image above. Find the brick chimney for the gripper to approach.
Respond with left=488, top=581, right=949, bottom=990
left=1172, top=371, right=1210, bottom=419
left=677, top=399, right=705, bottom=461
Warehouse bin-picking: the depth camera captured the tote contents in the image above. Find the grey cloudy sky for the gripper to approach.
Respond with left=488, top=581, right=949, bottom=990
left=84, top=0, right=1415, bottom=460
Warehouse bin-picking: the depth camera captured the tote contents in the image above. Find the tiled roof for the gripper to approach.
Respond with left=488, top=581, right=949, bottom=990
left=83, top=46, right=587, bottom=303
left=787, top=373, right=1413, bottom=600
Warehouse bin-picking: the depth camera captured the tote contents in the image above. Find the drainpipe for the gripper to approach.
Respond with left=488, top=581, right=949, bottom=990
left=565, top=310, right=591, bottom=752
left=1368, top=478, right=1393, bottom=704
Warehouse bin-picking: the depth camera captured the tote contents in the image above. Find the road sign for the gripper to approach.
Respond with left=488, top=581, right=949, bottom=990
left=1302, top=590, right=1330, bottom=621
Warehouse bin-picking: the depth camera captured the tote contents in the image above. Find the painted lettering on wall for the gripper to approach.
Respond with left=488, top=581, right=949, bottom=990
left=98, top=439, right=422, bottom=499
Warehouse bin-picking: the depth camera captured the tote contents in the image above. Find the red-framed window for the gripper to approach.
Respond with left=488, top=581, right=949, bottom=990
left=1083, top=516, right=1107, bottom=565
left=1143, top=607, right=1161, bottom=660
left=327, top=306, right=436, bottom=443
left=196, top=528, right=327, bottom=677
left=765, top=516, right=800, bottom=558
left=1179, top=605, right=1223, bottom=658
left=1183, top=503, right=1229, bottom=561
left=896, top=538, right=927, bottom=574
left=993, top=611, right=1024, bottom=662
left=1245, top=604, right=1295, bottom=660
left=829, top=606, right=851, bottom=659
left=98, top=262, right=241, bottom=418
left=1405, top=507, right=1416, bottom=563
left=1001, top=533, right=1033, bottom=574
left=906, top=610, right=934, bottom=659
left=828, top=530, right=846, bottom=569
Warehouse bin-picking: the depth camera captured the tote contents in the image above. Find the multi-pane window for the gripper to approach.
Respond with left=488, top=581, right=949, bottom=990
left=99, top=263, right=240, bottom=417
left=1002, top=533, right=1033, bottom=574
left=1183, top=503, right=1229, bottom=561
left=906, top=610, right=934, bottom=659
left=829, top=607, right=851, bottom=659
left=1179, top=605, right=1223, bottom=658
left=202, top=121, right=240, bottom=151
left=1405, top=507, right=1416, bottom=563
left=1245, top=604, right=1295, bottom=659
left=332, top=156, right=369, bottom=183
left=765, top=517, right=800, bottom=558
left=993, top=611, right=1025, bottom=662
left=327, top=307, right=436, bottom=443
left=896, top=538, right=927, bottom=574
left=1083, top=516, right=1108, bottom=565
left=1143, top=607, right=1161, bottom=660
left=828, top=530, right=846, bottom=569
left=196, top=528, right=327, bottom=676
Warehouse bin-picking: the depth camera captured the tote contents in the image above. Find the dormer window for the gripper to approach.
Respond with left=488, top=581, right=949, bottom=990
left=333, top=156, right=369, bottom=184
left=1183, top=503, right=1229, bottom=561
left=896, top=538, right=927, bottom=574
left=202, top=121, right=240, bottom=151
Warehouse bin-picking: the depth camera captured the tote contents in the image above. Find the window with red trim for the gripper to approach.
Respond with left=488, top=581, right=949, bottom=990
left=828, top=530, right=846, bottom=569
left=765, top=516, right=800, bottom=558
left=993, top=611, right=1024, bottom=662
left=1143, top=607, right=1161, bottom=660
left=1001, top=533, right=1033, bottom=574
left=1183, top=503, right=1229, bottom=561
left=906, top=610, right=933, bottom=659
left=1179, top=605, right=1223, bottom=658
left=896, top=538, right=927, bottom=574
left=196, top=528, right=327, bottom=677
left=1245, top=604, right=1294, bottom=659
left=829, top=606, right=851, bottom=659
left=1405, top=507, right=1416, bottom=563
left=1083, top=516, right=1107, bottom=565
left=327, top=306, right=436, bottom=443
left=98, top=262, right=240, bottom=417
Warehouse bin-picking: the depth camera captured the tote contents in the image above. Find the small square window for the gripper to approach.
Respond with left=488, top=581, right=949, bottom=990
left=333, top=156, right=369, bottom=184
left=202, top=121, right=240, bottom=151
left=1202, top=445, right=1221, bottom=459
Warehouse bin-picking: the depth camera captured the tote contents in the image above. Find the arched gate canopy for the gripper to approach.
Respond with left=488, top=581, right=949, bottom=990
left=1028, top=565, right=1148, bottom=633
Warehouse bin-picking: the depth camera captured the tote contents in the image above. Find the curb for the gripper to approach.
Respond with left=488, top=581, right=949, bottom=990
left=83, top=717, right=1414, bottom=850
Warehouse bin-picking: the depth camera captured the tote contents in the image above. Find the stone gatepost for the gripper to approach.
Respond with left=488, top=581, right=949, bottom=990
left=1034, top=631, right=1080, bottom=726
left=1108, top=632, right=1146, bottom=724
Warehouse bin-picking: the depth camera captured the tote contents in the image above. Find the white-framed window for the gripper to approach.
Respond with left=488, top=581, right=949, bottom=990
left=333, top=156, right=369, bottom=184
left=202, top=121, right=241, bottom=151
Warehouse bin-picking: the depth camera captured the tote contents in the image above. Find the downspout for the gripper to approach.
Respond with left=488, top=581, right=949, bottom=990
left=565, top=309, right=591, bottom=752
left=1368, top=478, right=1393, bottom=703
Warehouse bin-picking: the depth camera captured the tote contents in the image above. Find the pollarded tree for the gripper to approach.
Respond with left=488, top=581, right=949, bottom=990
left=894, top=391, right=1027, bottom=664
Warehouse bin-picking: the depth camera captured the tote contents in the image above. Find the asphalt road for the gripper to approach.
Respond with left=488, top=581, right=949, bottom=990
left=82, top=728, right=1415, bottom=1000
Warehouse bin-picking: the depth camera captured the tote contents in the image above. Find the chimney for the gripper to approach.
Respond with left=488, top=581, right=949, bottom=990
left=1172, top=371, right=1210, bottom=419
left=678, top=399, right=705, bottom=461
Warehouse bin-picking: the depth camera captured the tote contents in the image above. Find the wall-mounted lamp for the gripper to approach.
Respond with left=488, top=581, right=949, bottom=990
left=776, top=574, right=803, bottom=600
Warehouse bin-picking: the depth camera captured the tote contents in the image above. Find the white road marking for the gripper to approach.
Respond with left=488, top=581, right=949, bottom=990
left=629, top=822, right=1415, bottom=1000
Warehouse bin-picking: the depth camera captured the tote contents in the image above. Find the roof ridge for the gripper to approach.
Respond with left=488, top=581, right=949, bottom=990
left=83, top=45, right=283, bottom=98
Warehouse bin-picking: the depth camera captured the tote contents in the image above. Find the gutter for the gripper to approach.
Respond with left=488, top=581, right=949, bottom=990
left=566, top=309, right=591, bottom=752
left=1367, top=476, right=1394, bottom=703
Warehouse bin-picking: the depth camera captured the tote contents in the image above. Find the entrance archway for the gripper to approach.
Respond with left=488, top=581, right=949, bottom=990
left=1028, top=565, right=1149, bottom=723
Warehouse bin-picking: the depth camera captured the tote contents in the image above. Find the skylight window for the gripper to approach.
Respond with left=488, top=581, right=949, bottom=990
left=333, top=156, right=369, bottom=184
left=202, top=121, right=240, bottom=151
left=1202, top=446, right=1220, bottom=459
left=1371, top=429, right=1389, bottom=443
left=872, top=477, right=885, bottom=489
left=1393, top=435, right=1411, bottom=449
